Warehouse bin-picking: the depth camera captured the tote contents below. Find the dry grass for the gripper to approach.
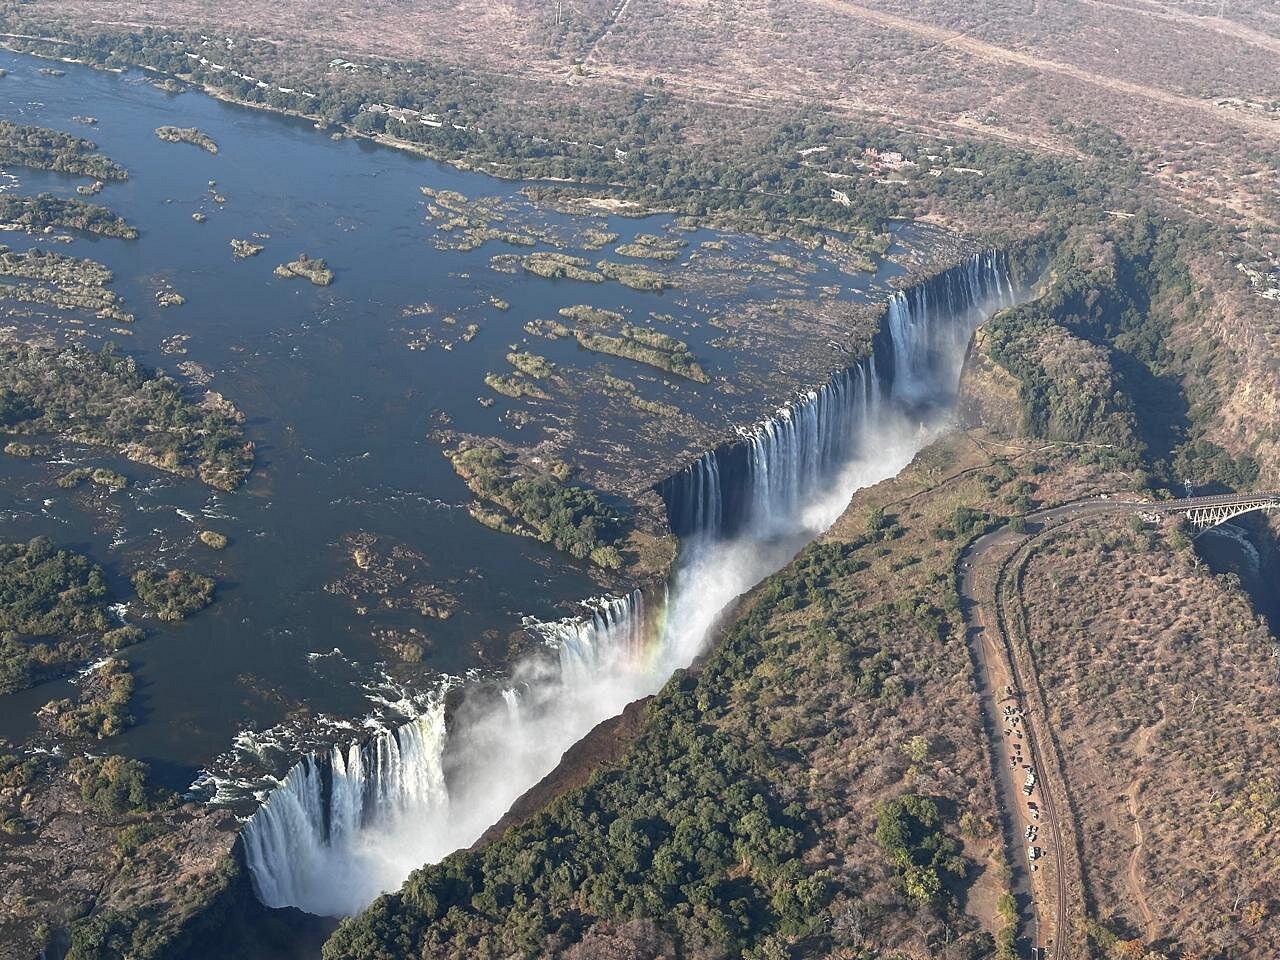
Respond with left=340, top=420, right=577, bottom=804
left=1021, top=517, right=1279, bottom=956
left=20, top=0, right=1280, bottom=238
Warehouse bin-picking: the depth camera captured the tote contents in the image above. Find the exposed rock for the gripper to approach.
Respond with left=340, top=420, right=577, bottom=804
left=957, top=326, right=1023, bottom=437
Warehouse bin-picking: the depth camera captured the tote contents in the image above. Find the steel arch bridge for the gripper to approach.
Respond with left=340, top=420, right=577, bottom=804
left=1172, top=492, right=1280, bottom=531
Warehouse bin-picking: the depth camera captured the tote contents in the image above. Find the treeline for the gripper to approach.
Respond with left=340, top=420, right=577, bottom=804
left=1, top=28, right=1140, bottom=241
left=0, top=536, right=113, bottom=693
left=574, top=324, right=707, bottom=382
left=132, top=568, right=216, bottom=622
left=0, top=119, right=128, bottom=180
left=0, top=533, right=217, bottom=695
left=44, top=655, right=134, bottom=739
left=0, top=193, right=138, bottom=239
left=0, top=245, right=133, bottom=324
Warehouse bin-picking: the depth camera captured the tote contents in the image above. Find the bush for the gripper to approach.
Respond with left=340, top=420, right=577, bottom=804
left=0, top=537, right=113, bottom=692
left=131, top=569, right=215, bottom=621
left=49, top=657, right=134, bottom=738
left=102, top=625, right=144, bottom=651
left=73, top=755, right=153, bottom=814
left=874, top=794, right=963, bottom=905
left=198, top=530, right=228, bottom=550
left=447, top=443, right=630, bottom=569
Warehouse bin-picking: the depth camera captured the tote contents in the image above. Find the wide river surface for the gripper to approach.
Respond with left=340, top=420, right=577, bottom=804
left=0, top=51, right=918, bottom=791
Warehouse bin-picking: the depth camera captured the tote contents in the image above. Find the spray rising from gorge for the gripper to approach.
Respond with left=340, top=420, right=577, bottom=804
left=241, top=249, right=1019, bottom=917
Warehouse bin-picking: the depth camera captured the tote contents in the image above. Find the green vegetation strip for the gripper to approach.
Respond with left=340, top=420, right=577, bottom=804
left=574, top=323, right=707, bottom=382
left=447, top=441, right=626, bottom=569
left=132, top=569, right=216, bottom=622
left=0, top=194, right=137, bottom=239
left=0, top=245, right=133, bottom=323
left=0, top=119, right=128, bottom=180
left=0, top=340, right=253, bottom=489
left=0, top=537, right=113, bottom=693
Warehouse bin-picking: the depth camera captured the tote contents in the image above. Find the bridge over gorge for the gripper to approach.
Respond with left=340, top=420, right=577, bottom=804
left=1154, top=490, right=1280, bottom=531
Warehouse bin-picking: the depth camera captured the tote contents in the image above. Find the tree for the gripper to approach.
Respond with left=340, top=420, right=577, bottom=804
left=901, top=735, right=930, bottom=764
left=866, top=505, right=886, bottom=536
left=1242, top=900, right=1266, bottom=927
left=1111, top=939, right=1146, bottom=960
left=902, top=864, right=941, bottom=904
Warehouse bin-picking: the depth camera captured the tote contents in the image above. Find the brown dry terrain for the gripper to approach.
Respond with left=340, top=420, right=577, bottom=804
left=19, top=0, right=1280, bottom=236
left=1, top=4, right=1277, bottom=958
left=1019, top=515, right=1280, bottom=956
left=0, top=753, right=236, bottom=956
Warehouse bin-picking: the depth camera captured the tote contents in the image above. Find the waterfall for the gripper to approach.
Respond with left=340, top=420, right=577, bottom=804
left=533, top=591, right=647, bottom=684
left=661, top=248, right=1014, bottom=542
left=241, top=593, right=656, bottom=917
left=887, top=247, right=1011, bottom=402
left=239, top=249, right=1019, bottom=917
left=242, top=702, right=449, bottom=916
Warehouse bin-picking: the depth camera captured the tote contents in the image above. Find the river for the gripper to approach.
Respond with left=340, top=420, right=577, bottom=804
left=0, top=49, right=922, bottom=795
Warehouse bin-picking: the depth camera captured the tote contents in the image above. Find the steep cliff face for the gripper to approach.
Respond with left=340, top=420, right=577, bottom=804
left=468, top=695, right=652, bottom=850
left=235, top=249, right=1022, bottom=922
left=969, top=223, right=1274, bottom=490
left=956, top=326, right=1025, bottom=439
left=1175, top=255, right=1280, bottom=479
left=326, top=428, right=1159, bottom=960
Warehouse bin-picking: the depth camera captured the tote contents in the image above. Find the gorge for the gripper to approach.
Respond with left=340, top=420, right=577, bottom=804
left=3, top=4, right=1278, bottom=955
left=240, top=249, right=1022, bottom=917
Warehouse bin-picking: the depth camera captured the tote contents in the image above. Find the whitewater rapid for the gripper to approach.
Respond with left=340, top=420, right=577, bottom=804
left=241, top=249, right=1018, bottom=916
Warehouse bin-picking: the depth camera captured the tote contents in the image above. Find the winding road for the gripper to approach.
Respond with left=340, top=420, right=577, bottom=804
left=955, top=490, right=1279, bottom=959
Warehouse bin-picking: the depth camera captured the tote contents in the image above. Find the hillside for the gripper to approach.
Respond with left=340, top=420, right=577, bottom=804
left=1019, top=515, right=1279, bottom=955
left=325, top=427, right=1278, bottom=959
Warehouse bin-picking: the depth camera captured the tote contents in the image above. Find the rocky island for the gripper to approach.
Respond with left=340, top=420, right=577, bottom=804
left=230, top=238, right=263, bottom=260
left=154, top=125, right=218, bottom=153
left=273, top=253, right=333, bottom=285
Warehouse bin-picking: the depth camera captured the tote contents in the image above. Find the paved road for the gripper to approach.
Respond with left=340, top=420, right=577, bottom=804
left=957, top=527, right=1039, bottom=952
left=955, top=490, right=1279, bottom=959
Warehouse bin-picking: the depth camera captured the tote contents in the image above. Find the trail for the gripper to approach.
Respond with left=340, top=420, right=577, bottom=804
left=1124, top=708, right=1168, bottom=943
left=1083, top=0, right=1280, bottom=57
left=574, top=0, right=637, bottom=76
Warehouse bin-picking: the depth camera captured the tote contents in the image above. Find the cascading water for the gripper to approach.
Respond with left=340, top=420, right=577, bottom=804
left=241, top=592, right=660, bottom=916
left=661, top=248, right=1014, bottom=543
left=662, top=355, right=883, bottom=544
left=537, top=591, right=647, bottom=684
left=887, top=247, right=1011, bottom=402
left=242, top=702, right=449, bottom=916
left=240, top=249, right=1020, bottom=917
